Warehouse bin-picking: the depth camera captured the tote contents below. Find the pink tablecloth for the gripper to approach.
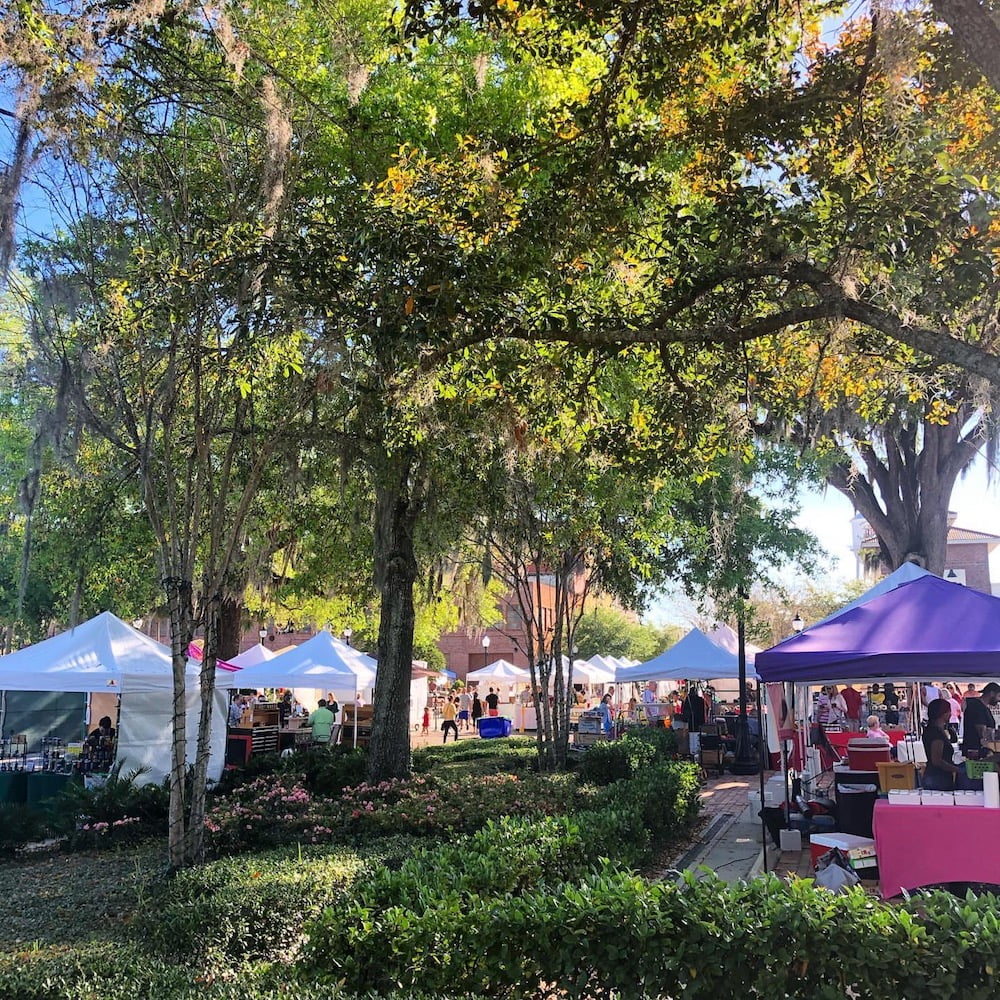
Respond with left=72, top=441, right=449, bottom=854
left=873, top=800, right=1000, bottom=898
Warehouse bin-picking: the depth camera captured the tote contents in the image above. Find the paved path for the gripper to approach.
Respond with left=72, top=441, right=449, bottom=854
left=660, top=772, right=813, bottom=883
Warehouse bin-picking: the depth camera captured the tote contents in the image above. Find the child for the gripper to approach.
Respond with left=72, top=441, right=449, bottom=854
left=422, top=704, right=430, bottom=735
left=865, top=714, right=890, bottom=743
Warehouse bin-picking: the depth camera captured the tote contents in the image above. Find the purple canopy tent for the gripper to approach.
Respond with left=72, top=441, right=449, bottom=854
left=756, top=575, right=1000, bottom=683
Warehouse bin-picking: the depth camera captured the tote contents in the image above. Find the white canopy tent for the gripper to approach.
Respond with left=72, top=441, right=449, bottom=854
left=223, top=630, right=377, bottom=706
left=466, top=659, right=531, bottom=685
left=615, top=627, right=761, bottom=684
left=570, top=658, right=616, bottom=685
left=227, top=643, right=277, bottom=669
left=0, top=611, right=227, bottom=784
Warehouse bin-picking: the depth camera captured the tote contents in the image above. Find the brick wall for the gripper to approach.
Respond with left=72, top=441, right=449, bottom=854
left=944, top=543, right=992, bottom=594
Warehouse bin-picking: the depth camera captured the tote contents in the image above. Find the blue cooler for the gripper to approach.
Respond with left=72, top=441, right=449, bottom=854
left=478, top=717, right=513, bottom=738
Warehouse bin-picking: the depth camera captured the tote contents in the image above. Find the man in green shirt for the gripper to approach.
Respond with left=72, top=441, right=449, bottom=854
left=309, top=699, right=336, bottom=745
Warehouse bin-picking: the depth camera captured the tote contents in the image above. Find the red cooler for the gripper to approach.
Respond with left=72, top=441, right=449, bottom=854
left=847, top=739, right=892, bottom=770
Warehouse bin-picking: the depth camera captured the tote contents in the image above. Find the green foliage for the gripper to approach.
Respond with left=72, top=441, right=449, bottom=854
left=577, top=733, right=657, bottom=786
left=573, top=606, right=681, bottom=662
left=0, top=940, right=336, bottom=1000
left=46, top=764, right=169, bottom=850
left=617, top=723, right=679, bottom=759
left=0, top=802, right=51, bottom=857
left=411, top=735, right=538, bottom=775
left=211, top=746, right=369, bottom=800
left=131, top=844, right=372, bottom=965
left=302, top=760, right=702, bottom=991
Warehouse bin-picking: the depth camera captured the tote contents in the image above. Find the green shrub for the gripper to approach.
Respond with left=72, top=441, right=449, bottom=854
left=45, top=763, right=169, bottom=850
left=411, top=737, right=537, bottom=775
left=297, top=746, right=369, bottom=797
left=618, top=723, right=678, bottom=758
left=330, top=771, right=579, bottom=839
left=598, top=760, right=702, bottom=846
left=204, top=774, right=341, bottom=854
left=0, top=941, right=351, bottom=1000
left=0, top=802, right=51, bottom=856
left=577, top=734, right=657, bottom=785
left=132, top=845, right=371, bottom=965
left=303, top=868, right=1000, bottom=1000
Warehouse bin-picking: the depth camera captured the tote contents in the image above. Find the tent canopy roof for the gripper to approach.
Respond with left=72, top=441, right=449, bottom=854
left=756, top=574, right=1000, bottom=682
left=0, top=611, right=187, bottom=693
left=466, top=659, right=530, bottom=683
left=615, top=627, right=760, bottom=683
left=227, top=643, right=277, bottom=669
left=223, top=630, right=376, bottom=690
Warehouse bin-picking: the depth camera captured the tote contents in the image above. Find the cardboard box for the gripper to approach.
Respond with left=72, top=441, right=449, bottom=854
left=876, top=760, right=916, bottom=790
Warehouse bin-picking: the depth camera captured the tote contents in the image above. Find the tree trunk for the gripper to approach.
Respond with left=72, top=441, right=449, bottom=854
left=185, top=586, right=222, bottom=864
left=368, top=454, right=420, bottom=783
left=163, top=574, right=194, bottom=871
left=218, top=595, right=243, bottom=661
left=933, top=0, right=1000, bottom=92
left=826, top=413, right=983, bottom=576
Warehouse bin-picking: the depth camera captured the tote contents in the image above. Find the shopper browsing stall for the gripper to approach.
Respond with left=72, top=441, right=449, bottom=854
left=962, top=682, right=1000, bottom=759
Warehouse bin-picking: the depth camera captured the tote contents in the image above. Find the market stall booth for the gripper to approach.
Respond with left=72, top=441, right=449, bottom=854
left=0, top=612, right=229, bottom=792
left=466, top=659, right=531, bottom=732
left=756, top=572, right=1000, bottom=897
left=224, top=630, right=379, bottom=749
left=614, top=628, right=767, bottom=771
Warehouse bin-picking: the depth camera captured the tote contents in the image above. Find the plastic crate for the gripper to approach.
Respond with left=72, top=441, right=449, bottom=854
left=966, top=759, right=997, bottom=779
left=477, top=716, right=512, bottom=739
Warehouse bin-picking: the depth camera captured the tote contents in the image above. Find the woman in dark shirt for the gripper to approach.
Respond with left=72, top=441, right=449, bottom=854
left=922, top=698, right=963, bottom=790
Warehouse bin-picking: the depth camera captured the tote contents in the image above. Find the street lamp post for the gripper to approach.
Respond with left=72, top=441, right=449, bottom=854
left=481, top=634, right=490, bottom=670
left=258, top=627, right=268, bottom=646
left=343, top=627, right=353, bottom=647
left=791, top=612, right=804, bottom=633
left=730, top=600, right=761, bottom=776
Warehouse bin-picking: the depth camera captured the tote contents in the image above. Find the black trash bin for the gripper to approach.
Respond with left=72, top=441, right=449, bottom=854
left=834, top=772, right=879, bottom=838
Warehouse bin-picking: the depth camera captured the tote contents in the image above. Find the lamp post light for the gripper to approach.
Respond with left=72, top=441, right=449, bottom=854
left=792, top=612, right=804, bottom=633
left=481, top=634, right=490, bottom=670
left=258, top=627, right=267, bottom=645
left=343, top=627, right=353, bottom=647
left=730, top=595, right=761, bottom=776
left=132, top=618, right=144, bottom=632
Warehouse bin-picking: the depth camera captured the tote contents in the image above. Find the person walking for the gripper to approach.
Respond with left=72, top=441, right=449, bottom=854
left=471, top=692, right=483, bottom=733
left=441, top=696, right=460, bottom=743
left=458, top=689, right=472, bottom=731
left=422, top=703, right=430, bottom=735
left=485, top=687, right=500, bottom=718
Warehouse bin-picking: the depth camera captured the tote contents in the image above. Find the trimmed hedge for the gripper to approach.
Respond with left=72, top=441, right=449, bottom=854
left=302, top=870, right=1000, bottom=999
left=302, top=761, right=704, bottom=991
left=131, top=838, right=421, bottom=965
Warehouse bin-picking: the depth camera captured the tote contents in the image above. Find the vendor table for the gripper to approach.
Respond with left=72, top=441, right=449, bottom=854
left=873, top=799, right=1000, bottom=898
left=26, top=771, right=79, bottom=806
left=0, top=770, right=27, bottom=804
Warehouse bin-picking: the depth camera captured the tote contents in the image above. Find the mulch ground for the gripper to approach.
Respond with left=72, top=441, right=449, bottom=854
left=0, top=842, right=164, bottom=948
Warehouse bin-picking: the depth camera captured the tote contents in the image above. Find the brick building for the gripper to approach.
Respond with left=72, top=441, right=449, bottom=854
left=437, top=578, right=561, bottom=682
left=856, top=512, right=1000, bottom=595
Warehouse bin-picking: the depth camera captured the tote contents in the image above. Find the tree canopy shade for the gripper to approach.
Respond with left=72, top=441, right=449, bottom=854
left=9, top=0, right=1000, bottom=803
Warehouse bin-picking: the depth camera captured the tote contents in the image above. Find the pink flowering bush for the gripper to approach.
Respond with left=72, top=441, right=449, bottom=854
left=204, top=774, right=340, bottom=854
left=76, top=815, right=145, bottom=849
left=333, top=772, right=580, bottom=838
